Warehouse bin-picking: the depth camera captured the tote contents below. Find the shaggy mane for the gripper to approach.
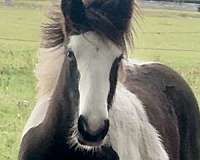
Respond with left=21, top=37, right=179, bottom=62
left=41, top=3, right=67, bottom=48
left=41, top=0, right=137, bottom=52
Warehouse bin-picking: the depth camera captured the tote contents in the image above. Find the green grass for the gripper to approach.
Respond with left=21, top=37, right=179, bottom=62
left=0, top=3, right=44, bottom=159
left=0, top=2, right=199, bottom=160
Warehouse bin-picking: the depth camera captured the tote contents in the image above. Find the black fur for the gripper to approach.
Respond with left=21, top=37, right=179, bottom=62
left=107, top=54, right=123, bottom=109
left=123, top=63, right=200, bottom=160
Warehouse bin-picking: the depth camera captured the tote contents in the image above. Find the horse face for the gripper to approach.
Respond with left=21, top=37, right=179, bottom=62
left=67, top=32, right=122, bottom=148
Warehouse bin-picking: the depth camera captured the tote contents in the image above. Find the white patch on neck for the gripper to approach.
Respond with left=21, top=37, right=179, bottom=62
left=109, top=83, right=169, bottom=160
left=68, top=32, right=121, bottom=129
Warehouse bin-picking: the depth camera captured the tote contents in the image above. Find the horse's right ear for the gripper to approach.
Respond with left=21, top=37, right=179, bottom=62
left=61, top=0, right=88, bottom=32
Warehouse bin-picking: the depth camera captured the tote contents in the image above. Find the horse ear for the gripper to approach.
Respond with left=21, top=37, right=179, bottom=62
left=61, top=0, right=88, bottom=31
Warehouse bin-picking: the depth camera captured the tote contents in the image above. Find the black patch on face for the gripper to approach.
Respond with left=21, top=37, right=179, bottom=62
left=107, top=54, right=123, bottom=109
left=65, top=48, right=80, bottom=82
left=63, top=48, right=80, bottom=114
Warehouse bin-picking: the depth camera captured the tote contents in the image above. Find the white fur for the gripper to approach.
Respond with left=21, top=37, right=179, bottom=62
left=68, top=32, right=121, bottom=130
left=108, top=83, right=169, bottom=160
left=127, top=58, right=160, bottom=66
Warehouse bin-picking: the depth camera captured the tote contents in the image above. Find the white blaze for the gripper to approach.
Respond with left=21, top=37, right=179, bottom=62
left=68, top=32, right=121, bottom=130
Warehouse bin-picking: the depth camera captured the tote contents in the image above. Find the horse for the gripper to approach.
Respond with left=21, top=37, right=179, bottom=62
left=19, top=0, right=200, bottom=159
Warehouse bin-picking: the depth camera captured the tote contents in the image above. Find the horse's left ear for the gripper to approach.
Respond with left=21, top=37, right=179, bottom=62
left=61, top=0, right=88, bottom=32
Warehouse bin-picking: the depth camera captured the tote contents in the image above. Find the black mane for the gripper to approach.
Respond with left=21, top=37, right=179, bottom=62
left=42, top=0, right=135, bottom=52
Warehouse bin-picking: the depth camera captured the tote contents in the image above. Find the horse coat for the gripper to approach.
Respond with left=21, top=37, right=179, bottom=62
left=19, top=46, right=200, bottom=159
left=19, top=0, right=200, bottom=159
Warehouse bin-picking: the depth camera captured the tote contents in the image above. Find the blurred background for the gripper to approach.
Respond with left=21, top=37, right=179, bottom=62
left=0, top=0, right=199, bottom=159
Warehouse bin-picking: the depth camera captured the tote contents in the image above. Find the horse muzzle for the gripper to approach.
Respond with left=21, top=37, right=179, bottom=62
left=77, top=115, right=109, bottom=146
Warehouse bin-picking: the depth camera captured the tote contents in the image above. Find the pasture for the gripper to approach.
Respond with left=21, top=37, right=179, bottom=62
left=0, top=1, right=200, bottom=159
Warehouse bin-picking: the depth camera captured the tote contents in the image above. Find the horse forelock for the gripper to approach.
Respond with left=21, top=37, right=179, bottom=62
left=41, top=0, right=137, bottom=53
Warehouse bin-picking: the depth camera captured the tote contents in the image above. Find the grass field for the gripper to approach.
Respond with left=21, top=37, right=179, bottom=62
left=0, top=1, right=200, bottom=159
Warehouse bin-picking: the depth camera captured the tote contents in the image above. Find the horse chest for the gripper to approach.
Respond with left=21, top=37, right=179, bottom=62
left=108, top=84, right=169, bottom=160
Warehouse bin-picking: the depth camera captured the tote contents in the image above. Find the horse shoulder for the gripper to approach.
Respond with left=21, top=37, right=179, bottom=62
left=122, top=60, right=200, bottom=160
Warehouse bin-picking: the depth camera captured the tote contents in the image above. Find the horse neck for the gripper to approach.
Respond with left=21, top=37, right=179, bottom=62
left=108, top=83, right=169, bottom=159
left=42, top=57, right=77, bottom=137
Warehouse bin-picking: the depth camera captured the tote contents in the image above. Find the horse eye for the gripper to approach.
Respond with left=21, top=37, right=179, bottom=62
left=67, top=49, right=75, bottom=60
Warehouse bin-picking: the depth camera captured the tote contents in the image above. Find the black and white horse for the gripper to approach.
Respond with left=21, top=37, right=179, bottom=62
left=19, top=0, right=200, bottom=159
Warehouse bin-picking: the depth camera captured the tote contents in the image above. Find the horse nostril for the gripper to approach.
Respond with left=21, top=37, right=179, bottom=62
left=78, top=115, right=88, bottom=136
left=78, top=115, right=109, bottom=143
